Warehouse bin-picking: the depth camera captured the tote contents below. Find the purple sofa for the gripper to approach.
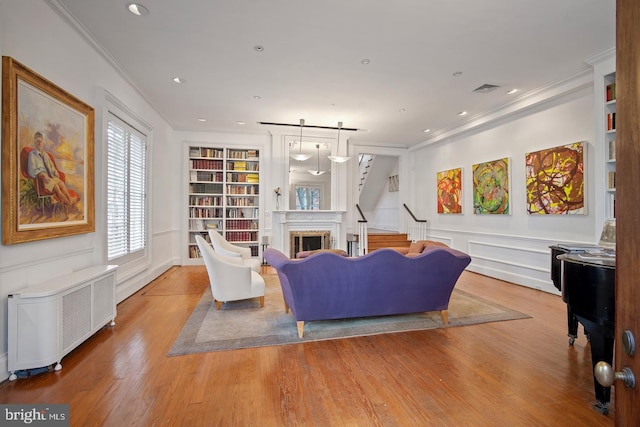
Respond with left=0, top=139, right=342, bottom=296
left=264, top=247, right=472, bottom=337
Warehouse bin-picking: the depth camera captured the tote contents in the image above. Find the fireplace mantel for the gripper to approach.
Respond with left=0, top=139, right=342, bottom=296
left=273, top=210, right=345, bottom=223
left=271, top=210, right=346, bottom=256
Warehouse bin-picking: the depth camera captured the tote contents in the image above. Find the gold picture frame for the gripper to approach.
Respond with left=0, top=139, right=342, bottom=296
left=2, top=56, right=95, bottom=244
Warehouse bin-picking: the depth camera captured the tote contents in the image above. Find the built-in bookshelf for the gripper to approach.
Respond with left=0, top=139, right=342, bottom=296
left=604, top=72, right=616, bottom=220
left=187, top=145, right=260, bottom=260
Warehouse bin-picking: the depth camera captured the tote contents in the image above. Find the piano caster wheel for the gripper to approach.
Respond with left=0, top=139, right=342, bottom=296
left=569, top=337, right=576, bottom=346
left=593, top=401, right=609, bottom=415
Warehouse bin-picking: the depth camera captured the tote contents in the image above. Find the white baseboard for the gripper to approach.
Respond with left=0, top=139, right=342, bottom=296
left=116, top=259, right=178, bottom=303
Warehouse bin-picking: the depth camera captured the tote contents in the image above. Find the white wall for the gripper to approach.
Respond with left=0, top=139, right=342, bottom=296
left=364, top=157, right=400, bottom=231
left=410, top=85, right=597, bottom=294
left=0, top=0, right=180, bottom=380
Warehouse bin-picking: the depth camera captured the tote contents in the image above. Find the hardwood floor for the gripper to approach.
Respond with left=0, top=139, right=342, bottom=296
left=0, top=266, right=614, bottom=426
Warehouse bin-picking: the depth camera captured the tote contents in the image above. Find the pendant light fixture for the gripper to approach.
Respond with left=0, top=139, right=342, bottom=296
left=328, top=121, right=351, bottom=163
left=308, top=144, right=327, bottom=175
left=290, top=118, right=312, bottom=161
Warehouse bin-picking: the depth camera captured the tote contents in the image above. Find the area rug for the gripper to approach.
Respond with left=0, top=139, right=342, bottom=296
left=168, top=274, right=530, bottom=356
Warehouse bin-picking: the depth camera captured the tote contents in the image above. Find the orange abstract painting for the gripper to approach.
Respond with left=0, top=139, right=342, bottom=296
left=437, top=168, right=462, bottom=214
left=525, top=142, right=584, bottom=215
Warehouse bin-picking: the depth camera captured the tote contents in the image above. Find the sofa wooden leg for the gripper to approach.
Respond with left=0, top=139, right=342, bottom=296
left=259, top=296, right=265, bottom=307
left=440, top=310, right=449, bottom=325
left=297, top=321, right=305, bottom=338
left=216, top=301, right=222, bottom=310
left=284, top=301, right=290, bottom=314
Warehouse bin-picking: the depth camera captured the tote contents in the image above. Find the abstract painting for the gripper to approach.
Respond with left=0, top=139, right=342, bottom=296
left=472, top=157, right=510, bottom=214
left=437, top=167, right=462, bottom=214
left=525, top=142, right=584, bottom=215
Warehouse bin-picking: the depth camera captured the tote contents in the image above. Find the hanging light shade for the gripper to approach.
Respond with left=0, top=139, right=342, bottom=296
left=328, top=121, right=351, bottom=163
left=290, top=118, right=312, bottom=161
left=308, top=144, right=327, bottom=175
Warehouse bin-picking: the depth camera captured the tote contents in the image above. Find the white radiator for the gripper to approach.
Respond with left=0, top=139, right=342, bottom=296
left=7, top=265, right=117, bottom=381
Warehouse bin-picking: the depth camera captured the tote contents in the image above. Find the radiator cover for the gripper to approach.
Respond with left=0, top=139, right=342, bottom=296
left=7, top=265, right=117, bottom=380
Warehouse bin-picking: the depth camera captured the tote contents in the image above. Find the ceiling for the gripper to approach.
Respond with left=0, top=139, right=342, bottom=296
left=53, top=0, right=615, bottom=148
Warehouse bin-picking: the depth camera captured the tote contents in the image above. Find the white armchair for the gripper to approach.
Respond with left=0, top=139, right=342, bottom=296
left=208, top=229, right=261, bottom=272
left=195, top=235, right=265, bottom=310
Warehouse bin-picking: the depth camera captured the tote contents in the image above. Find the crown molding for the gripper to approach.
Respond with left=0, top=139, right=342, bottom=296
left=44, top=0, right=172, bottom=127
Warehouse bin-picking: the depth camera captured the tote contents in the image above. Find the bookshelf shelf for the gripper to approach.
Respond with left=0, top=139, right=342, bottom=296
left=187, top=145, right=260, bottom=260
left=604, top=72, right=617, bottom=221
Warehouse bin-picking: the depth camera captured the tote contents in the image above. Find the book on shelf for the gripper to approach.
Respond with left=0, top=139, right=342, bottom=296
left=608, top=140, right=616, bottom=160
left=190, top=147, right=224, bottom=158
left=608, top=171, right=616, bottom=189
left=606, top=112, right=616, bottom=131
left=609, top=193, right=616, bottom=219
left=606, top=83, right=616, bottom=102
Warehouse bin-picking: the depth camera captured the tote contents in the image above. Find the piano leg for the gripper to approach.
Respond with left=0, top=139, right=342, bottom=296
left=567, top=308, right=579, bottom=345
left=577, top=316, right=614, bottom=415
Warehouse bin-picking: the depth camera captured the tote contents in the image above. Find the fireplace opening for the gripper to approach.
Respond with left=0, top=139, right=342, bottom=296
left=300, top=236, right=321, bottom=252
left=290, top=231, right=331, bottom=258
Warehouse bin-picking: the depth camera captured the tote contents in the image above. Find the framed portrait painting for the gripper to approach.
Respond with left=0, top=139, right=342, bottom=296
left=2, top=56, right=95, bottom=244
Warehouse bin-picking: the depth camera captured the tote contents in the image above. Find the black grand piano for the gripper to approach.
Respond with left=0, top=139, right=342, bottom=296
left=550, top=225, right=616, bottom=415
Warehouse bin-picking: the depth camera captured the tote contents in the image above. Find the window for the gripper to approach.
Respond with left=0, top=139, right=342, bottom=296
left=295, top=185, right=321, bottom=210
left=107, top=113, right=147, bottom=262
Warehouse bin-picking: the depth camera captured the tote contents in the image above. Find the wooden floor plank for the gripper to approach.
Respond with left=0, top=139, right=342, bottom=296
left=0, top=266, right=614, bottom=426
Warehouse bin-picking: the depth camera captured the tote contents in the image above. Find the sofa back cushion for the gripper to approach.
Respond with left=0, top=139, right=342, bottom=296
left=407, top=241, right=425, bottom=255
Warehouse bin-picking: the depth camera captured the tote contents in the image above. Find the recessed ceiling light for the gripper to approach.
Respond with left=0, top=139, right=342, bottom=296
left=361, top=59, right=370, bottom=65
left=253, top=95, right=261, bottom=100
left=398, top=108, right=406, bottom=112
left=236, top=121, right=246, bottom=125
left=423, top=129, right=431, bottom=133
left=458, top=111, right=468, bottom=116
left=196, top=118, right=207, bottom=122
left=127, top=3, right=149, bottom=16
left=172, top=77, right=185, bottom=84
left=452, top=71, right=463, bottom=77
left=507, top=89, right=519, bottom=94
left=254, top=46, right=264, bottom=52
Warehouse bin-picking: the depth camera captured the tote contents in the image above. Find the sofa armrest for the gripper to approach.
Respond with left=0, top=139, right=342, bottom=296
left=215, top=245, right=243, bottom=259
left=264, top=248, right=290, bottom=269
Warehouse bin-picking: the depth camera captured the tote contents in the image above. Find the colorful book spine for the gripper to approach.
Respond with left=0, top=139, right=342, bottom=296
left=606, top=83, right=616, bottom=102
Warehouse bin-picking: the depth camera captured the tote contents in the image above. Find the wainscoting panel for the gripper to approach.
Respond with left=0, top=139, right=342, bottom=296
left=430, top=228, right=565, bottom=294
left=467, top=239, right=556, bottom=293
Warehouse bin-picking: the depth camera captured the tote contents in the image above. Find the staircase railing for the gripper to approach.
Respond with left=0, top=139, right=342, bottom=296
left=403, top=204, right=428, bottom=241
left=357, top=154, right=374, bottom=192
left=356, top=204, right=368, bottom=256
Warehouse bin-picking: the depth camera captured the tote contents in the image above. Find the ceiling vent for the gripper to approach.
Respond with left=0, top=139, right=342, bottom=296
left=473, top=83, right=501, bottom=94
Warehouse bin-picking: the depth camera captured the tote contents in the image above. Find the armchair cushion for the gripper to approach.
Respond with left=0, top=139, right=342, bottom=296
left=208, top=229, right=260, bottom=272
left=195, top=235, right=265, bottom=307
